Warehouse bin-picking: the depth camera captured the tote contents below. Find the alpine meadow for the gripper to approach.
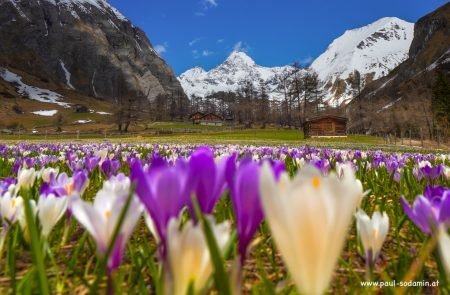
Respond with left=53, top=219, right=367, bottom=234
left=0, top=1, right=449, bottom=294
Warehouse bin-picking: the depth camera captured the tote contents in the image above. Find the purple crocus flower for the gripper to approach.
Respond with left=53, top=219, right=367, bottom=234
left=130, top=160, right=190, bottom=256
left=313, top=158, right=331, bottom=175
left=101, top=159, right=121, bottom=177
left=0, top=178, right=16, bottom=196
left=420, top=164, right=444, bottom=181
left=85, top=156, right=101, bottom=173
left=24, top=158, right=36, bottom=169
left=226, top=156, right=264, bottom=264
left=11, top=159, right=21, bottom=175
left=401, top=186, right=450, bottom=234
left=40, top=170, right=89, bottom=197
left=187, top=147, right=228, bottom=215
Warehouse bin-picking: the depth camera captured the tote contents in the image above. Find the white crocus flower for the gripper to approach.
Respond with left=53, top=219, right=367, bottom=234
left=100, top=174, right=131, bottom=199
left=144, top=212, right=160, bottom=243
left=295, top=157, right=306, bottom=169
left=444, top=166, right=450, bottom=179
left=95, top=148, right=109, bottom=165
left=259, top=163, right=363, bottom=295
left=166, top=217, right=230, bottom=295
left=17, top=168, right=37, bottom=191
left=70, top=175, right=142, bottom=271
left=438, top=226, right=450, bottom=279
left=355, top=209, right=389, bottom=263
left=39, top=167, right=60, bottom=183
left=0, top=192, right=24, bottom=224
left=37, top=194, right=69, bottom=237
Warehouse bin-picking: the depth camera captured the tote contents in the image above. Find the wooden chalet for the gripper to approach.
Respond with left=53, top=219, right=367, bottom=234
left=189, top=112, right=205, bottom=124
left=303, top=115, right=348, bottom=138
left=199, top=113, right=224, bottom=126
left=189, top=112, right=224, bottom=126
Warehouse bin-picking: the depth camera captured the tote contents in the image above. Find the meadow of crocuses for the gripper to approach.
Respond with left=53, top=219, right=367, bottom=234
left=0, top=143, right=449, bottom=294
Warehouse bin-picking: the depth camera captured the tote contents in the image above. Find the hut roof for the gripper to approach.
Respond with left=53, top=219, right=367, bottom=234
left=305, top=115, right=348, bottom=122
left=189, top=112, right=205, bottom=119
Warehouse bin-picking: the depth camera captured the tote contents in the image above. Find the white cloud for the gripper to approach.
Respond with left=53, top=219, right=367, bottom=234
left=232, top=41, right=249, bottom=53
left=192, top=49, right=214, bottom=58
left=202, top=50, right=214, bottom=57
left=196, top=0, right=218, bottom=16
left=189, top=38, right=201, bottom=47
left=203, top=0, right=218, bottom=8
left=154, top=43, right=167, bottom=55
left=192, top=49, right=200, bottom=59
left=217, top=38, right=224, bottom=43
left=299, top=55, right=314, bottom=66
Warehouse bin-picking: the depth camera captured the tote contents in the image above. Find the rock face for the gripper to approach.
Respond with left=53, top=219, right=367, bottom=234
left=347, top=3, right=450, bottom=133
left=0, top=0, right=185, bottom=101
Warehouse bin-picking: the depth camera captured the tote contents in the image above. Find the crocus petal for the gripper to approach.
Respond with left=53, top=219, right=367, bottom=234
left=38, top=194, right=69, bottom=237
left=439, top=192, right=450, bottom=225
left=71, top=198, right=107, bottom=252
left=438, top=226, right=450, bottom=279
left=260, top=163, right=361, bottom=295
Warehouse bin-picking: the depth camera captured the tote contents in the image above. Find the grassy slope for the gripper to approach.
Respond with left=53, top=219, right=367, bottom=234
left=0, top=68, right=115, bottom=130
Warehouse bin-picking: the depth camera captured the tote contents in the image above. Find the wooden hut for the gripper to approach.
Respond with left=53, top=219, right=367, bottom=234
left=189, top=112, right=205, bottom=124
left=199, top=113, right=223, bottom=126
left=303, top=115, right=348, bottom=138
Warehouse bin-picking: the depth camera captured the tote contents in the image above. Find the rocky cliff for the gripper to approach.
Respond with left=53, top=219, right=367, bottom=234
left=348, top=3, right=450, bottom=134
left=0, top=0, right=185, bottom=102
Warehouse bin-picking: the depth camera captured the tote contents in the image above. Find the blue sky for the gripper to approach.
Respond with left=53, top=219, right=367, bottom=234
left=109, top=0, right=447, bottom=75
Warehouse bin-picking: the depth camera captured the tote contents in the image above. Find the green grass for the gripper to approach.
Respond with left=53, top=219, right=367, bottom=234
left=0, top=128, right=383, bottom=146
left=2, top=123, right=444, bottom=153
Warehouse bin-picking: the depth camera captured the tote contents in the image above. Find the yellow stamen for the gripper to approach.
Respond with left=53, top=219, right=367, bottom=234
left=372, top=228, right=378, bottom=238
left=312, top=176, right=321, bottom=189
left=105, top=211, right=110, bottom=220
left=11, top=199, right=15, bottom=208
left=64, top=182, right=75, bottom=195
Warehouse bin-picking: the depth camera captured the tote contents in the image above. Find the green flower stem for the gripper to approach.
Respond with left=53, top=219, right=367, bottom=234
left=22, top=190, right=50, bottom=295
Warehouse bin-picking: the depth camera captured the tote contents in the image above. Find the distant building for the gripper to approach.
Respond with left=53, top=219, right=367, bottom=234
left=189, top=112, right=224, bottom=126
left=73, top=104, right=90, bottom=113
left=199, top=113, right=223, bottom=126
left=189, top=112, right=205, bottom=124
left=303, top=115, right=348, bottom=138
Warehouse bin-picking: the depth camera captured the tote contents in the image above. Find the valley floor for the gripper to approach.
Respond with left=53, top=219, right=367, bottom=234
left=1, top=126, right=448, bottom=152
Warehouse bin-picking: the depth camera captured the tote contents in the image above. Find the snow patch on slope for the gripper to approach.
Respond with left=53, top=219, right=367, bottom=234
left=60, top=60, right=75, bottom=89
left=376, top=97, right=402, bottom=113
left=0, top=68, right=70, bottom=107
left=32, top=110, right=58, bottom=116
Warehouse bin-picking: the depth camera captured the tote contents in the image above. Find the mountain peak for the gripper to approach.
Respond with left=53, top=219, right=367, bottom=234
left=310, top=16, right=414, bottom=84
left=178, top=51, right=292, bottom=99
left=225, top=51, right=256, bottom=66
left=179, top=66, right=206, bottom=80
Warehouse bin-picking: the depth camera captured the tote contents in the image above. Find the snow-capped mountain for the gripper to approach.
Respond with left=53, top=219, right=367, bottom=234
left=179, top=51, right=298, bottom=99
left=180, top=17, right=414, bottom=105
left=311, top=17, right=414, bottom=104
